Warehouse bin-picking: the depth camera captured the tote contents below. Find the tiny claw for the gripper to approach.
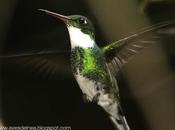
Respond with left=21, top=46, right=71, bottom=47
left=92, top=93, right=100, bottom=103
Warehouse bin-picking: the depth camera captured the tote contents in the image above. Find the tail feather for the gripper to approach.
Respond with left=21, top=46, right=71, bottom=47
left=110, top=116, right=130, bottom=130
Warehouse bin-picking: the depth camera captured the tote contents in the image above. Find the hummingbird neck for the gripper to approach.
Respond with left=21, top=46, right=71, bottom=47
left=67, top=26, right=95, bottom=49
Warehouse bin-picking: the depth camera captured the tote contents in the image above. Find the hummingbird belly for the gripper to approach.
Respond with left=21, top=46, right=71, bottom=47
left=75, top=70, right=119, bottom=118
left=75, top=71, right=103, bottom=101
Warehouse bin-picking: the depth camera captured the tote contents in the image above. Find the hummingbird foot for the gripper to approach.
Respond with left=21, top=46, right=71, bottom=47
left=92, top=92, right=100, bottom=103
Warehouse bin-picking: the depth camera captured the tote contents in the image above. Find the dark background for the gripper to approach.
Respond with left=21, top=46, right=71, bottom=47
left=1, top=0, right=175, bottom=130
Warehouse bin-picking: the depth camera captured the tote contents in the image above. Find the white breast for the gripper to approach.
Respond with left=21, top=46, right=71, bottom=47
left=75, top=72, right=114, bottom=106
left=67, top=26, right=94, bottom=48
left=75, top=73, right=98, bottom=100
left=75, top=71, right=119, bottom=120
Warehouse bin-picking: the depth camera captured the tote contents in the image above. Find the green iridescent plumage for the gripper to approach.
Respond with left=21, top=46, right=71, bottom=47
left=71, top=46, right=110, bottom=85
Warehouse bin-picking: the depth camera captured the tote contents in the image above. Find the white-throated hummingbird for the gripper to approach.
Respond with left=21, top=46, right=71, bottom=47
left=38, top=9, right=131, bottom=130
left=35, top=9, right=175, bottom=130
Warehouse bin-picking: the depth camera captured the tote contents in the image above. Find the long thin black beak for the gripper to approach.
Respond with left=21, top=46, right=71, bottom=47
left=38, top=9, right=70, bottom=23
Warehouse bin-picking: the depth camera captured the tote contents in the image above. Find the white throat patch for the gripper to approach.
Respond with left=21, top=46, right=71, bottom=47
left=67, top=26, right=94, bottom=48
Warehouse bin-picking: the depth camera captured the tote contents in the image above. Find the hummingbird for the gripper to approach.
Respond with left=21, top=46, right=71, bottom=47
left=34, top=9, right=175, bottom=130
left=37, top=9, right=132, bottom=130
left=1, top=8, right=175, bottom=130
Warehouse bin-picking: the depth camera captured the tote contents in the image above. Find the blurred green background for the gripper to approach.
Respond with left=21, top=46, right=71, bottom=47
left=0, top=0, right=175, bottom=130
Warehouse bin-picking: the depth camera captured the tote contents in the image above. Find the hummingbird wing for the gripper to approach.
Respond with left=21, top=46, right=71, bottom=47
left=102, top=19, right=175, bottom=75
left=1, top=50, right=71, bottom=78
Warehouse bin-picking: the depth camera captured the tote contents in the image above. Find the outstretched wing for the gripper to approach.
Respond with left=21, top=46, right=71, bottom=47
left=1, top=50, right=71, bottom=78
left=102, top=19, right=175, bottom=76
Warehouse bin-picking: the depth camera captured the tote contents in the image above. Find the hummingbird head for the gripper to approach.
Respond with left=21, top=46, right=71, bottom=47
left=38, top=9, right=95, bottom=48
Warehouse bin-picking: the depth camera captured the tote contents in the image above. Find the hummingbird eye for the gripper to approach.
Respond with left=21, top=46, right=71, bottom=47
left=77, top=17, right=87, bottom=24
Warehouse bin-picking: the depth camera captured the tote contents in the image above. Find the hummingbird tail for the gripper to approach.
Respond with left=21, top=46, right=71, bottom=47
left=110, top=116, right=130, bottom=130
